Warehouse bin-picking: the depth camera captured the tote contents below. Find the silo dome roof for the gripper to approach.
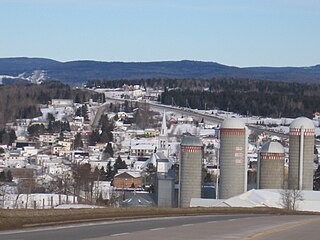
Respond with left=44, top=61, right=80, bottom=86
left=181, top=135, right=202, bottom=147
left=290, top=117, right=315, bottom=130
left=261, top=141, right=284, bottom=154
left=221, top=118, right=245, bottom=129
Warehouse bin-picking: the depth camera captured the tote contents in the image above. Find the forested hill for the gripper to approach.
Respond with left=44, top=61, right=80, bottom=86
left=89, top=78, right=320, bottom=118
left=0, top=81, right=105, bottom=127
left=159, top=79, right=320, bottom=118
left=0, top=57, right=320, bottom=85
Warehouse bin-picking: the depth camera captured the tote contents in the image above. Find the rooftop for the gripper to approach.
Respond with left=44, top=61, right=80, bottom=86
left=181, top=135, right=202, bottom=147
left=260, top=141, right=284, bottom=154
left=290, top=117, right=315, bottom=130
left=221, top=118, right=245, bottom=129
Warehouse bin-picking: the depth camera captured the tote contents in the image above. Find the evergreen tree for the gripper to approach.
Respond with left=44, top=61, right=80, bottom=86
left=0, top=171, right=5, bottom=181
left=6, top=170, right=13, bottom=182
left=59, top=131, right=64, bottom=141
left=75, top=104, right=89, bottom=120
left=83, top=104, right=89, bottom=121
left=52, top=121, right=62, bottom=133
left=104, top=142, right=114, bottom=158
left=113, top=155, right=127, bottom=173
left=0, top=129, right=16, bottom=146
left=47, top=114, right=55, bottom=133
left=99, top=166, right=107, bottom=181
left=99, top=114, right=114, bottom=143
left=73, top=133, right=83, bottom=149
left=47, top=113, right=55, bottom=122
left=61, top=121, right=71, bottom=132
left=75, top=93, right=81, bottom=103
left=0, top=129, right=4, bottom=143
left=28, top=124, right=45, bottom=137
left=88, top=130, right=100, bottom=146
left=9, top=129, right=16, bottom=146
left=1, top=132, right=10, bottom=145
left=106, top=161, right=114, bottom=181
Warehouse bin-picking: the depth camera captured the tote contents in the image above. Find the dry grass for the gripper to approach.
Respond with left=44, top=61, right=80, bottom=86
left=0, top=207, right=318, bottom=231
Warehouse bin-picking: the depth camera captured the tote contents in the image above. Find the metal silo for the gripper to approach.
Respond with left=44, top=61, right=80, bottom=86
left=289, top=117, right=315, bottom=190
left=258, top=141, right=285, bottom=189
left=219, top=118, right=247, bottom=199
left=179, top=135, right=203, bottom=208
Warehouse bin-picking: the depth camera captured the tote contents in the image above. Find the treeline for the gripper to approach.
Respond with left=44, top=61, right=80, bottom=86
left=87, top=78, right=320, bottom=118
left=87, top=78, right=173, bottom=89
left=0, top=129, right=17, bottom=146
left=161, top=89, right=318, bottom=118
left=27, top=113, right=71, bottom=138
left=86, top=77, right=320, bottom=96
left=0, top=81, right=105, bottom=127
left=88, top=114, right=114, bottom=146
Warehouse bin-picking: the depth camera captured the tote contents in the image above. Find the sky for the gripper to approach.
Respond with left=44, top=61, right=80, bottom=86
left=1, top=0, right=320, bottom=67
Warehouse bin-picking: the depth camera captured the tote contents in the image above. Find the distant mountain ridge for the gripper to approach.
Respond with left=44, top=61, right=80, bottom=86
left=0, top=57, right=319, bottom=85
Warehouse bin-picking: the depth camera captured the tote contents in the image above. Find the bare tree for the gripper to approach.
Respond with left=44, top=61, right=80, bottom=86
left=16, top=178, right=36, bottom=208
left=0, top=183, right=10, bottom=208
left=280, top=188, right=304, bottom=211
left=134, top=103, right=155, bottom=129
left=45, top=174, right=72, bottom=195
left=71, top=163, right=100, bottom=203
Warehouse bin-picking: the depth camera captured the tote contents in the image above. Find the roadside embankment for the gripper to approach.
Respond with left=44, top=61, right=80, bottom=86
left=0, top=207, right=318, bottom=231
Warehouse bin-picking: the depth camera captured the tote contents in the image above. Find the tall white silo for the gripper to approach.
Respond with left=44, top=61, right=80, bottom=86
left=258, top=141, right=285, bottom=189
left=179, top=135, right=203, bottom=208
left=219, top=118, right=248, bottom=199
left=289, top=117, right=315, bottom=190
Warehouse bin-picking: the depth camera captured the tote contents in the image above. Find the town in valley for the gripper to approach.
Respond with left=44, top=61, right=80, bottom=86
left=0, top=82, right=320, bottom=211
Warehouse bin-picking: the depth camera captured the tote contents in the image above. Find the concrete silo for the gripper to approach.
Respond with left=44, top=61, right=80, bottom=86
left=219, top=118, right=247, bottom=199
left=258, top=141, right=285, bottom=189
left=179, top=135, right=203, bottom=208
left=289, top=117, right=315, bottom=190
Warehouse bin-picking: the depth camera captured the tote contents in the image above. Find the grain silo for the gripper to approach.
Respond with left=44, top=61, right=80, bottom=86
left=258, top=141, right=285, bottom=189
left=219, top=118, right=247, bottom=199
left=179, top=135, right=203, bottom=208
left=289, top=117, right=315, bottom=190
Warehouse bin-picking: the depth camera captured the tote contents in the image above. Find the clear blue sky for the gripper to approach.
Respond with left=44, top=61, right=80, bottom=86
left=1, top=0, right=320, bottom=67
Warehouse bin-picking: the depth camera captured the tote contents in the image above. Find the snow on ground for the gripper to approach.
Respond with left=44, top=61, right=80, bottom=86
left=169, top=124, right=198, bottom=135
left=0, top=71, right=46, bottom=85
left=97, top=91, right=320, bottom=137
left=197, top=109, right=320, bottom=136
left=27, top=70, right=46, bottom=84
left=55, top=204, right=104, bottom=209
left=191, top=189, right=320, bottom=212
left=1, top=194, right=77, bottom=209
left=40, top=106, right=74, bottom=121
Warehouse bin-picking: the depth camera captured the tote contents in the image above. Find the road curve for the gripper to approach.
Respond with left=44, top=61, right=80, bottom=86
left=1, top=214, right=320, bottom=240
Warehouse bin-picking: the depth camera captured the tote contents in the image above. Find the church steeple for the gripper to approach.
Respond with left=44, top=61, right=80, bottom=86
left=160, top=111, right=168, bottom=137
left=158, top=111, right=169, bottom=156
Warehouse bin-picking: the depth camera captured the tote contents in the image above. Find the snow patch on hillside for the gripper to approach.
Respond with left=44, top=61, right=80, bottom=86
left=0, top=70, right=47, bottom=84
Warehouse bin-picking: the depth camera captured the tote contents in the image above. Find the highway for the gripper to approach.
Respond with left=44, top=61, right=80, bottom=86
left=148, top=101, right=290, bottom=138
left=104, top=96, right=290, bottom=139
left=1, top=214, right=320, bottom=240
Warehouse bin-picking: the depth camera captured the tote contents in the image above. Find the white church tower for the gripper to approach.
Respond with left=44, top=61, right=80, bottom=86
left=158, top=111, right=169, bottom=156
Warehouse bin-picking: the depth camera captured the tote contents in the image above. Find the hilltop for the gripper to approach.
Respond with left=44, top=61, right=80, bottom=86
left=0, top=57, right=320, bottom=85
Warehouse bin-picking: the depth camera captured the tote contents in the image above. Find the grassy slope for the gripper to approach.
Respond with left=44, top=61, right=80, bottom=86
left=0, top=207, right=318, bottom=231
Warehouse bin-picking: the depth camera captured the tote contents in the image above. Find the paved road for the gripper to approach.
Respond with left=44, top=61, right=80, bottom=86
left=1, top=214, right=320, bottom=240
left=148, top=101, right=290, bottom=139
left=105, top=97, right=290, bottom=139
left=91, top=102, right=109, bottom=129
